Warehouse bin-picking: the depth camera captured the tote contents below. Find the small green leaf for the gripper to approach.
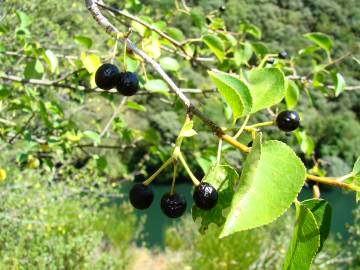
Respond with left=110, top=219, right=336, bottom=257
left=251, top=42, right=268, bottom=57
left=208, top=71, right=252, bottom=120
left=295, top=131, right=315, bottom=158
left=305, top=32, right=333, bottom=53
left=220, top=135, right=306, bottom=237
left=353, top=157, right=360, bottom=176
left=245, top=25, right=262, bottom=39
left=74, top=35, right=93, bottom=49
left=166, top=27, right=185, bottom=42
left=234, top=42, right=253, bottom=66
left=144, top=79, right=169, bottom=95
left=301, top=199, right=332, bottom=253
left=159, top=57, right=180, bottom=71
left=334, top=73, right=346, bottom=97
left=196, top=156, right=217, bottom=174
left=83, top=131, right=101, bottom=145
left=81, top=53, right=101, bottom=73
left=39, top=101, right=52, bottom=128
left=127, top=101, right=147, bottom=112
left=24, top=60, right=44, bottom=79
left=285, top=80, right=300, bottom=109
left=192, top=165, right=238, bottom=233
left=43, top=50, right=58, bottom=74
left=16, top=11, right=32, bottom=28
left=247, top=68, right=286, bottom=113
left=282, top=203, right=320, bottom=270
left=202, top=34, right=225, bottom=62
left=178, top=120, right=197, bottom=138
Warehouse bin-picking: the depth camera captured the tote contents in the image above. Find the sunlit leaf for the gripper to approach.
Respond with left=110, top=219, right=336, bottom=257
left=334, top=73, right=346, bottom=97
left=247, top=68, right=285, bottom=113
left=305, top=32, right=333, bottom=53
left=282, top=202, right=320, bottom=270
left=209, top=71, right=252, bottom=120
left=285, top=80, right=300, bottom=109
left=202, top=34, right=225, bottom=61
left=220, top=135, right=306, bottom=237
left=43, top=50, right=58, bottom=74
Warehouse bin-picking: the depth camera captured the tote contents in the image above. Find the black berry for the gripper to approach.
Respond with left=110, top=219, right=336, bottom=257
left=276, top=110, right=300, bottom=132
left=95, top=63, right=120, bottom=90
left=161, top=192, right=187, bottom=218
left=278, top=51, right=288, bottom=59
left=219, top=5, right=226, bottom=12
left=193, top=182, right=218, bottom=210
left=116, top=72, right=139, bottom=96
left=129, top=183, right=154, bottom=210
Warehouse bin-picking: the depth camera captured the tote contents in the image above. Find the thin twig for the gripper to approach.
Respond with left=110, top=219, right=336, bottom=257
left=100, top=97, right=127, bottom=138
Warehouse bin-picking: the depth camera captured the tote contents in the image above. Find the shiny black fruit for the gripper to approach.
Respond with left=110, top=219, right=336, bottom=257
left=193, top=182, right=218, bottom=210
left=95, top=63, right=120, bottom=90
left=161, top=192, right=187, bottom=218
left=129, top=183, right=154, bottom=210
left=219, top=5, right=226, bottom=12
left=117, top=72, right=139, bottom=96
left=278, top=51, right=288, bottom=59
left=276, top=110, right=300, bottom=132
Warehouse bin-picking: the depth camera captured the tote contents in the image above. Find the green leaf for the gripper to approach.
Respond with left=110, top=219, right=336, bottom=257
left=74, top=35, right=93, bottom=49
left=247, top=68, right=285, bottom=113
left=202, top=34, right=225, bottom=61
left=334, top=73, right=346, bottom=97
left=192, top=165, right=238, bottom=233
left=144, top=79, right=169, bottom=95
left=127, top=101, right=146, bottom=112
left=352, top=158, right=360, bottom=202
left=39, top=101, right=52, bottom=128
left=285, top=80, right=300, bottom=109
left=234, top=42, right=253, bottom=66
left=81, top=53, right=101, bottom=73
left=246, top=25, right=261, bottom=39
left=305, top=32, right=333, bottom=53
left=208, top=71, right=252, bottom=120
left=83, top=131, right=101, bottom=145
left=16, top=11, right=32, bottom=28
left=24, top=60, right=44, bottom=79
left=178, top=120, right=197, bottom=138
left=220, top=135, right=306, bottom=238
left=353, top=157, right=360, bottom=176
left=251, top=42, right=268, bottom=57
left=159, top=57, right=180, bottom=71
left=43, top=50, right=58, bottom=74
left=166, top=27, right=185, bottom=42
left=301, top=199, right=332, bottom=253
left=196, top=156, right=217, bottom=174
left=295, top=131, right=315, bottom=158
left=282, top=203, right=320, bottom=270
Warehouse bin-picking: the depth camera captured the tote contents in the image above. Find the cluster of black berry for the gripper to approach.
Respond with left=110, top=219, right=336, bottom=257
left=95, top=63, right=139, bottom=96
left=129, top=182, right=218, bottom=218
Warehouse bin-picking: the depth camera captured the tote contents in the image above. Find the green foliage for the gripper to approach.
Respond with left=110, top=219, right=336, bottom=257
left=283, top=203, right=321, bottom=270
left=0, top=0, right=359, bottom=269
left=220, top=135, right=305, bottom=237
left=0, top=169, right=139, bottom=269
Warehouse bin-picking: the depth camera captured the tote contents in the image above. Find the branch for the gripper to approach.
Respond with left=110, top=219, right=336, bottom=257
left=96, top=2, right=186, bottom=53
left=85, top=0, right=250, bottom=153
left=84, top=0, right=360, bottom=192
left=306, top=174, right=360, bottom=192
